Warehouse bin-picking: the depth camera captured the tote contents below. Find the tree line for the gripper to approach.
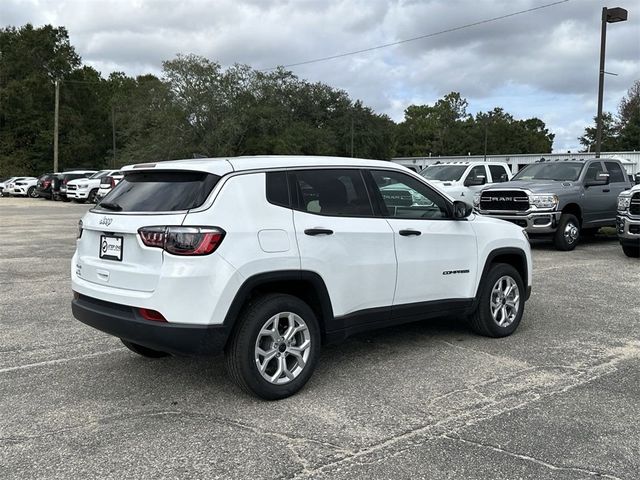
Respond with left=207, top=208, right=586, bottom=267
left=0, top=24, right=636, bottom=177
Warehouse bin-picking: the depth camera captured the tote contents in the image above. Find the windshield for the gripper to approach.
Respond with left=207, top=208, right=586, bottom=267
left=89, top=171, right=108, bottom=179
left=95, top=170, right=220, bottom=212
left=513, top=162, right=584, bottom=182
left=420, top=165, right=467, bottom=181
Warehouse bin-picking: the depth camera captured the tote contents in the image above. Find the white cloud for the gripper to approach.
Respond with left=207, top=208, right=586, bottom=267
left=3, top=0, right=639, bottom=152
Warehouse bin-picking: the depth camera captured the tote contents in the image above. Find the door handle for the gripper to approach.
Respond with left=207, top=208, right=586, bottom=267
left=304, top=228, right=334, bottom=236
left=399, top=229, right=421, bottom=236
left=603, top=188, right=610, bottom=192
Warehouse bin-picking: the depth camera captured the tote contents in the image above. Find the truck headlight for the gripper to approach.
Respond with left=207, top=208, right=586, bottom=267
left=617, top=195, right=631, bottom=212
left=530, top=194, right=558, bottom=209
left=473, top=193, right=481, bottom=208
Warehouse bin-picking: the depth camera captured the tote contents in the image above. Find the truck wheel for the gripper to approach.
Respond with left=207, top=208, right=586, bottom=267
left=622, top=245, right=640, bottom=258
left=468, top=263, right=525, bottom=338
left=225, top=294, right=320, bottom=400
left=121, top=339, right=170, bottom=358
left=553, top=214, right=580, bottom=251
left=88, top=189, right=98, bottom=203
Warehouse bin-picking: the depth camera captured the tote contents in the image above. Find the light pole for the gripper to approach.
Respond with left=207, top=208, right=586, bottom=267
left=595, top=6, right=628, bottom=158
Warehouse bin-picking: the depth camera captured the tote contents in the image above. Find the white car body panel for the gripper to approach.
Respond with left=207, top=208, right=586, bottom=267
left=9, top=177, right=37, bottom=196
left=67, top=170, right=119, bottom=201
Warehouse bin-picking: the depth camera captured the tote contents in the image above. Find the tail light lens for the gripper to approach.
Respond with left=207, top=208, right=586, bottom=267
left=138, top=226, right=225, bottom=256
left=110, top=177, right=116, bottom=188
left=77, top=219, right=83, bottom=239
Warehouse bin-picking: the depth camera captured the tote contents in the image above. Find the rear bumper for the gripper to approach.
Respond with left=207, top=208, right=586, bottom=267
left=72, top=294, right=230, bottom=356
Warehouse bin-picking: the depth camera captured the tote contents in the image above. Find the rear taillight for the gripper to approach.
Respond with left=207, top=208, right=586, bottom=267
left=138, top=226, right=225, bottom=256
left=110, top=177, right=116, bottom=188
left=43, top=180, right=50, bottom=188
left=77, top=219, right=83, bottom=239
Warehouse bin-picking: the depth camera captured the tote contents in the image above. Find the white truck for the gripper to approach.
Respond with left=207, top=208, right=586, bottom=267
left=420, top=161, right=512, bottom=205
left=66, top=170, right=120, bottom=203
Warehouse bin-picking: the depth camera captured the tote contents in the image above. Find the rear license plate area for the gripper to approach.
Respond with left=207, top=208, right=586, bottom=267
left=99, top=235, right=123, bottom=261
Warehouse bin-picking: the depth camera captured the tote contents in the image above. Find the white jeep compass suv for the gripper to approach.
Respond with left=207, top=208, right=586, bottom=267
left=71, top=156, right=532, bottom=399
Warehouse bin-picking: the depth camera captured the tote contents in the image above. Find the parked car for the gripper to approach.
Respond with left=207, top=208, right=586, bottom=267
left=0, top=177, right=20, bottom=196
left=95, top=172, right=123, bottom=202
left=616, top=184, right=640, bottom=257
left=52, top=170, right=97, bottom=201
left=474, top=158, right=632, bottom=250
left=9, top=177, right=39, bottom=198
left=421, top=161, right=512, bottom=205
left=71, top=156, right=532, bottom=399
left=35, top=173, right=59, bottom=200
left=67, top=170, right=120, bottom=203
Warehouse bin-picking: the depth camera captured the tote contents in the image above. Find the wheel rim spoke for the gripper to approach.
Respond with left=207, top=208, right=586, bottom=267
left=255, top=311, right=312, bottom=385
left=490, top=275, right=520, bottom=328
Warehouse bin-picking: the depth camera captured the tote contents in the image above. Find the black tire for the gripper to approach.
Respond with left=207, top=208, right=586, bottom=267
left=622, top=245, right=640, bottom=258
left=553, top=213, right=580, bottom=251
left=468, top=263, right=525, bottom=338
left=225, top=294, right=321, bottom=400
left=27, top=186, right=38, bottom=198
left=88, top=189, right=98, bottom=203
left=121, top=339, right=170, bottom=358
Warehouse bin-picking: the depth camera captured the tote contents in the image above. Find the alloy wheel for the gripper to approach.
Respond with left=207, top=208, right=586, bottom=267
left=490, top=275, right=520, bottom=327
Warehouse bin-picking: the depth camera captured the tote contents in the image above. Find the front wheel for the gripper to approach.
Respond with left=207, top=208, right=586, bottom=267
left=121, top=339, right=170, bottom=358
left=88, top=189, right=98, bottom=203
left=225, top=294, right=321, bottom=400
left=28, top=186, right=38, bottom=198
left=553, top=213, right=580, bottom=251
left=468, top=263, right=525, bottom=338
left=622, top=245, right=640, bottom=258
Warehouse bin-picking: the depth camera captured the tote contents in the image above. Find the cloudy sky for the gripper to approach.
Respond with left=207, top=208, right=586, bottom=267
left=4, top=0, right=639, bottom=152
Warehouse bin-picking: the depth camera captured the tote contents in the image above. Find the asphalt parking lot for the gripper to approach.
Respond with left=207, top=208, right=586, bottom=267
left=1, top=197, right=639, bottom=480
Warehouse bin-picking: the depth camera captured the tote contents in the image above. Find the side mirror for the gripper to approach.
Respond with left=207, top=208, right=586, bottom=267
left=464, top=175, right=486, bottom=187
left=453, top=200, right=473, bottom=219
left=635, top=173, right=640, bottom=185
left=585, top=172, right=610, bottom=187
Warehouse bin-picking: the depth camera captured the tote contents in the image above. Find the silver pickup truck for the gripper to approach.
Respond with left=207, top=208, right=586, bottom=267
left=474, top=158, right=632, bottom=251
left=616, top=184, right=640, bottom=257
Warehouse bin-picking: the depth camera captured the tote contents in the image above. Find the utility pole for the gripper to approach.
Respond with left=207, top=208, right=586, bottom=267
left=483, top=121, right=489, bottom=162
left=111, top=104, right=116, bottom=168
left=53, top=80, right=60, bottom=172
left=595, top=6, right=628, bottom=158
left=350, top=116, right=354, bottom=157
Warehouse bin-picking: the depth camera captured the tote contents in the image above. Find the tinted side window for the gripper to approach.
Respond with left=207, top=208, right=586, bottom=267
left=604, top=162, right=626, bottom=183
left=466, top=165, right=487, bottom=182
left=266, top=171, right=290, bottom=207
left=585, top=162, right=604, bottom=182
left=371, top=170, right=450, bottom=219
left=489, top=165, right=509, bottom=183
left=291, top=169, right=373, bottom=217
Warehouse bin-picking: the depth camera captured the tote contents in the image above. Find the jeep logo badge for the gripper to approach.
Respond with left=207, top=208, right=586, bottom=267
left=99, top=217, right=113, bottom=227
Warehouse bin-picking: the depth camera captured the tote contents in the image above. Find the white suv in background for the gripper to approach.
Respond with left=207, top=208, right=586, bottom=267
left=420, top=161, right=512, bottom=205
left=6, top=177, right=38, bottom=197
left=67, top=170, right=120, bottom=203
left=72, top=156, right=532, bottom=399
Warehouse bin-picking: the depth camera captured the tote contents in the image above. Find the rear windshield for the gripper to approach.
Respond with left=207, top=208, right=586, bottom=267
left=95, top=170, right=220, bottom=212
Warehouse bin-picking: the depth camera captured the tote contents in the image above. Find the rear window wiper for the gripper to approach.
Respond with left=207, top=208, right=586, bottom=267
left=99, top=201, right=123, bottom=211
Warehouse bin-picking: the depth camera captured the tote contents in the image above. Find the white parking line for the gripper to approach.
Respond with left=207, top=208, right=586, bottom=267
left=0, top=348, right=126, bottom=374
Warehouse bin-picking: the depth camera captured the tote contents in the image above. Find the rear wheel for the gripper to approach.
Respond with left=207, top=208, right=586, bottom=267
left=225, top=294, right=320, bottom=400
left=88, top=189, right=98, bottom=203
left=622, top=245, right=640, bottom=258
left=468, top=263, right=525, bottom=338
left=121, top=339, right=170, bottom=358
left=553, top=213, right=580, bottom=251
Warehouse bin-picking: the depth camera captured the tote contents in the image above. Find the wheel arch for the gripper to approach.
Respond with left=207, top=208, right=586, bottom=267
left=475, top=247, right=529, bottom=307
left=223, top=270, right=335, bottom=343
left=561, top=203, right=582, bottom=225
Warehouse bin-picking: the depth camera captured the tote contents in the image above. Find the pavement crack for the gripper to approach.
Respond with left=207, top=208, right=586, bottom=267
left=0, top=348, right=126, bottom=374
left=441, top=434, right=624, bottom=480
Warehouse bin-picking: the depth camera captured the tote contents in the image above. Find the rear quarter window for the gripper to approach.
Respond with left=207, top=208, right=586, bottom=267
left=96, top=171, right=220, bottom=212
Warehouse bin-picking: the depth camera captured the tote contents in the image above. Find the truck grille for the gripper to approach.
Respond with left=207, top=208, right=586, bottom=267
left=67, top=185, right=77, bottom=192
left=480, top=190, right=529, bottom=211
left=630, top=193, right=640, bottom=215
